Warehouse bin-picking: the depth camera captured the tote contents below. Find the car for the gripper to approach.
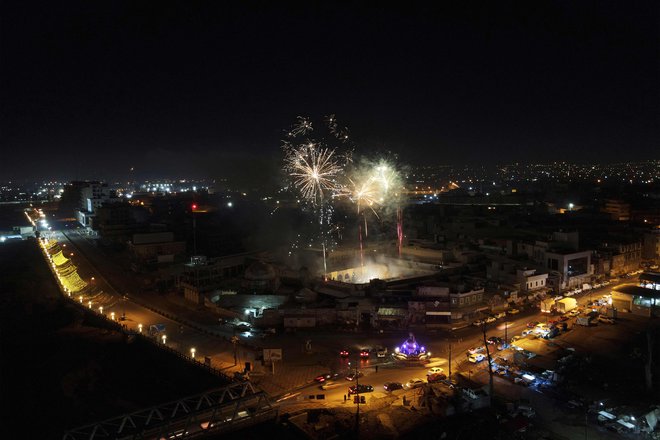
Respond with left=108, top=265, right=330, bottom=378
left=339, top=349, right=349, bottom=358
left=348, top=384, right=373, bottom=395
left=404, top=378, right=425, bottom=389
left=359, top=348, right=370, bottom=358
left=598, top=316, right=615, bottom=324
left=510, top=335, right=522, bottom=344
left=487, top=336, right=504, bottom=345
left=484, top=316, right=497, bottom=324
left=467, top=346, right=485, bottom=354
left=468, top=353, right=485, bottom=363
left=507, top=308, right=520, bottom=315
left=320, top=380, right=342, bottom=390
left=526, top=321, right=540, bottom=328
left=234, top=323, right=250, bottom=332
left=494, top=312, right=506, bottom=319
left=315, top=372, right=339, bottom=382
left=345, top=371, right=364, bottom=381
left=376, top=346, right=388, bottom=358
left=472, top=319, right=485, bottom=326
left=383, top=382, right=403, bottom=391
left=427, top=367, right=444, bottom=375
left=521, top=329, right=533, bottom=336
left=427, top=372, right=447, bottom=383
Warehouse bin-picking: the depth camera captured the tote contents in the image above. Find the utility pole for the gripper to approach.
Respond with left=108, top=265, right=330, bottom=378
left=481, top=322, right=494, bottom=404
left=448, top=341, right=452, bottom=382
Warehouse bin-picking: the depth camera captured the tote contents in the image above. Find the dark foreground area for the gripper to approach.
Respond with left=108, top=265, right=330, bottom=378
left=0, top=240, right=230, bottom=439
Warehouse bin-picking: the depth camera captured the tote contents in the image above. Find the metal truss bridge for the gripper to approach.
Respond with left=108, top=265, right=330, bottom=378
left=62, top=381, right=277, bottom=440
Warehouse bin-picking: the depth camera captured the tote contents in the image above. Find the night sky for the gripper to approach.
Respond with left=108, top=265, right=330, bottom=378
left=2, top=1, right=658, bottom=181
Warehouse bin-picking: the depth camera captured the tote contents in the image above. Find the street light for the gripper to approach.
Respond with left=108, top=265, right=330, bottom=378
left=161, top=334, right=167, bottom=344
left=79, top=295, right=83, bottom=303
left=190, top=347, right=196, bottom=359
left=138, top=323, right=143, bottom=333
left=110, top=312, right=115, bottom=321
left=99, top=306, right=103, bottom=315
left=88, top=301, right=92, bottom=309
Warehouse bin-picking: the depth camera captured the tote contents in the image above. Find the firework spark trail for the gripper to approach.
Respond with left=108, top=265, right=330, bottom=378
left=397, top=207, right=404, bottom=257
left=283, top=143, right=342, bottom=205
left=288, top=116, right=313, bottom=137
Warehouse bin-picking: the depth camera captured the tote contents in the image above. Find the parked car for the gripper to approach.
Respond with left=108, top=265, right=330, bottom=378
left=345, top=371, right=364, bottom=381
left=320, top=380, right=342, bottom=390
left=507, top=308, right=520, bottom=315
left=383, top=382, right=403, bottom=391
left=427, top=372, right=447, bottom=383
left=427, top=367, right=444, bottom=375
left=348, top=384, right=374, bottom=395
left=494, top=312, right=506, bottom=319
left=484, top=316, right=497, bottom=324
left=526, top=321, right=540, bottom=328
left=467, top=346, right=485, bottom=354
left=468, top=353, right=485, bottom=363
left=376, top=346, right=388, bottom=358
left=472, top=319, right=485, bottom=326
left=404, top=378, right=425, bottom=389
left=315, top=372, right=339, bottom=382
left=487, top=336, right=504, bottom=345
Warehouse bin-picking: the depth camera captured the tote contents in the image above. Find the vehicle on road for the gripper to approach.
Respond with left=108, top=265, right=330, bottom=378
left=467, top=346, right=485, bottom=354
left=427, top=372, right=448, bottom=383
left=345, top=371, right=364, bottom=381
left=359, top=348, right=370, bottom=358
left=348, top=384, right=374, bottom=395
left=526, top=321, right=539, bottom=328
left=507, top=308, right=520, bottom=315
left=376, top=346, right=388, bottom=358
left=320, top=381, right=342, bottom=390
left=315, top=372, right=339, bottom=382
left=383, top=382, right=403, bottom=391
left=404, top=378, right=425, bottom=389
left=484, top=316, right=497, bottom=324
left=339, top=349, right=349, bottom=358
left=487, top=336, right=504, bottom=345
left=427, top=367, right=444, bottom=375
left=494, top=312, right=506, bottom=319
left=468, top=353, right=485, bottom=363
left=472, top=319, right=485, bottom=326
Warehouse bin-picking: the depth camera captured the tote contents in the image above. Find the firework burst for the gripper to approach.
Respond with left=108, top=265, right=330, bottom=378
left=283, top=142, right=342, bottom=205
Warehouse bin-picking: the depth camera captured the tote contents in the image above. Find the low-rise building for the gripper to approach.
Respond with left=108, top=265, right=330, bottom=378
left=611, top=272, right=660, bottom=317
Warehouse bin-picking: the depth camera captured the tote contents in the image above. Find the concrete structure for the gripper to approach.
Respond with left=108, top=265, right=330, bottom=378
left=128, top=232, right=186, bottom=264
left=643, top=230, right=660, bottom=262
left=611, top=273, right=660, bottom=317
left=602, top=199, right=631, bottom=221
left=75, top=181, right=120, bottom=228
left=544, top=249, right=592, bottom=292
left=178, top=254, right=250, bottom=306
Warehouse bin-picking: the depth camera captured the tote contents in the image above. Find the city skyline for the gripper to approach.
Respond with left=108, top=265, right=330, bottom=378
left=2, top=2, right=659, bottom=181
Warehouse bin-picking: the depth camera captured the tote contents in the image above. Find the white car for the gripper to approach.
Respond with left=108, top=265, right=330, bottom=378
left=467, top=346, right=485, bottom=354
left=494, top=312, right=506, bottom=319
left=427, top=367, right=444, bottom=375
left=484, top=316, right=497, bottom=324
left=468, top=353, right=485, bottom=363
left=472, top=319, right=485, bottom=326
left=404, top=378, right=425, bottom=389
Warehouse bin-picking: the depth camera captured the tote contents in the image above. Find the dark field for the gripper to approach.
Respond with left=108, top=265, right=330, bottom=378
left=0, top=240, right=229, bottom=439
